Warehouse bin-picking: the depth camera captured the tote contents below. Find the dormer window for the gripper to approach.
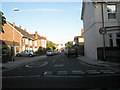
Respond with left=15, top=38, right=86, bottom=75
left=107, top=4, right=117, bottom=19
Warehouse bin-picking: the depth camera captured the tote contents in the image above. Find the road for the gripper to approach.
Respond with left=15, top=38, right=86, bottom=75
left=2, top=54, right=120, bottom=89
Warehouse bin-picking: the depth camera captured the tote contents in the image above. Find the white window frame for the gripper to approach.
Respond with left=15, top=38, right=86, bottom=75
left=107, top=4, right=117, bottom=20
left=25, top=38, right=28, bottom=45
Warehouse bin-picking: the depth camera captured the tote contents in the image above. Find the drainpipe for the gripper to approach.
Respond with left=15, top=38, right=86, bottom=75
left=101, top=2, right=106, bottom=61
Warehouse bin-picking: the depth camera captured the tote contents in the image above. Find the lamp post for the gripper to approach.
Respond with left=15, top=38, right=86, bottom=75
left=12, top=8, right=19, bottom=62
left=101, top=2, right=106, bottom=61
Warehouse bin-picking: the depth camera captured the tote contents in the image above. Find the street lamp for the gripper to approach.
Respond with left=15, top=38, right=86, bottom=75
left=12, top=8, right=19, bottom=62
left=101, top=2, right=106, bottom=61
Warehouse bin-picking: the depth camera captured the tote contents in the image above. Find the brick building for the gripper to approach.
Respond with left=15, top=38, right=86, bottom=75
left=31, top=31, right=47, bottom=51
left=1, top=22, right=36, bottom=55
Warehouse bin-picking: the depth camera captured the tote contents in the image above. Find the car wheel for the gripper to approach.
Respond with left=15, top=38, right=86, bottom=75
left=29, top=54, right=32, bottom=57
left=76, top=54, right=78, bottom=57
left=16, top=53, right=20, bottom=57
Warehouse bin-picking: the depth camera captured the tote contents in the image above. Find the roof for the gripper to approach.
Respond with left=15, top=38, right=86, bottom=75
left=31, top=34, right=46, bottom=40
left=81, top=1, right=120, bottom=20
left=0, top=40, right=19, bottom=46
left=8, top=22, right=35, bottom=40
left=74, top=36, right=84, bottom=39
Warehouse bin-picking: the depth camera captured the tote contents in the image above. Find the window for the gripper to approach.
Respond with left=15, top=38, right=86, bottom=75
left=109, top=39, right=113, bottom=47
left=108, top=33, right=113, bottom=47
left=107, top=4, right=117, bottom=19
left=34, top=41, right=37, bottom=46
left=116, top=32, right=120, bottom=38
left=29, top=40, right=32, bottom=46
left=25, top=38, right=28, bottom=45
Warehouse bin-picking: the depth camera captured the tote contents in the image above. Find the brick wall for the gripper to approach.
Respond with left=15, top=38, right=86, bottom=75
left=1, top=23, right=22, bottom=52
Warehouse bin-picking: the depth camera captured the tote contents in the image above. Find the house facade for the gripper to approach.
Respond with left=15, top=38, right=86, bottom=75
left=31, top=31, right=47, bottom=51
left=1, top=22, right=22, bottom=55
left=81, top=1, right=120, bottom=60
left=74, top=29, right=84, bottom=55
left=74, top=36, right=84, bottom=46
left=1, top=22, right=36, bottom=55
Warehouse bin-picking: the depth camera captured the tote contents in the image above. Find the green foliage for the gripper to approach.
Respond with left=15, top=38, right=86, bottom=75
left=35, top=47, right=46, bottom=55
left=46, top=41, right=56, bottom=50
left=65, top=41, right=74, bottom=48
left=0, top=11, right=6, bottom=26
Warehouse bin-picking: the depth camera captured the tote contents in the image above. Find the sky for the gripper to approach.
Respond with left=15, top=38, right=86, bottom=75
left=1, top=1, right=83, bottom=44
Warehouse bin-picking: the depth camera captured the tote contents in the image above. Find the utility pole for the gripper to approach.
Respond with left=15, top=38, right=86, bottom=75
left=12, top=8, right=19, bottom=62
left=101, top=2, right=106, bottom=61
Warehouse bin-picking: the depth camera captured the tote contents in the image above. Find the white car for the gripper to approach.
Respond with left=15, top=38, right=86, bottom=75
left=46, top=50, right=55, bottom=56
left=16, top=50, right=36, bottom=57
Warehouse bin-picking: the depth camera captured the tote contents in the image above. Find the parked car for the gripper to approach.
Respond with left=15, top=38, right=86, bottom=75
left=16, top=50, right=36, bottom=57
left=46, top=50, right=55, bottom=56
left=65, top=46, right=78, bottom=57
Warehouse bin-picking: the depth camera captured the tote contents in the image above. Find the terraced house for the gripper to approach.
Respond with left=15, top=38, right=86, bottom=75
left=31, top=31, right=47, bottom=51
left=1, top=22, right=36, bottom=55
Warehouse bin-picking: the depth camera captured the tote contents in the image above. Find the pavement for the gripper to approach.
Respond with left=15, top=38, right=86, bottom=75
left=0, top=55, right=47, bottom=72
left=0, top=55, right=120, bottom=72
left=77, top=55, right=120, bottom=69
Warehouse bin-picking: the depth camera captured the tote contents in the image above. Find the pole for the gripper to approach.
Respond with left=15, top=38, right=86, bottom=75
left=12, top=8, right=19, bottom=62
left=101, top=2, right=106, bottom=61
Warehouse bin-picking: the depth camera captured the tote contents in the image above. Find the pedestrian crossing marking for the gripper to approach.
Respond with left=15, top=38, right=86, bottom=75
left=57, top=71, right=68, bottom=75
left=100, top=70, right=116, bottom=74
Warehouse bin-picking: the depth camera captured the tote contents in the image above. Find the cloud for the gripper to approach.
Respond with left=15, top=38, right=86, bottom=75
left=23, top=8, right=64, bottom=12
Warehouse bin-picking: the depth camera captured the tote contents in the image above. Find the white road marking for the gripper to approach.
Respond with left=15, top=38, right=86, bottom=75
left=54, top=64, right=64, bottom=67
left=43, top=71, right=52, bottom=76
left=87, top=70, right=101, bottom=74
left=2, top=75, right=41, bottom=79
left=100, top=70, right=116, bottom=74
left=52, top=59, right=56, bottom=63
left=72, top=70, right=85, bottom=74
left=25, top=61, right=48, bottom=68
left=57, top=71, right=68, bottom=75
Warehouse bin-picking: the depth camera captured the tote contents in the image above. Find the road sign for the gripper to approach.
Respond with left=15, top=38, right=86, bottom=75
left=99, top=27, right=106, bottom=35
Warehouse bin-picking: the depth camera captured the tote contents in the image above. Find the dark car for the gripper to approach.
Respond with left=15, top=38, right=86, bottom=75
left=65, top=46, right=78, bottom=57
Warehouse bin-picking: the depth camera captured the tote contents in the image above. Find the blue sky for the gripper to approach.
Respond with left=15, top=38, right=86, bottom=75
left=2, top=2, right=83, bottom=44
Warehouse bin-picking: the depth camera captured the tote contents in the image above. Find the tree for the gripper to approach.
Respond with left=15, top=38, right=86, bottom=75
left=0, top=11, right=6, bottom=32
left=65, top=41, right=74, bottom=48
left=46, top=41, right=56, bottom=50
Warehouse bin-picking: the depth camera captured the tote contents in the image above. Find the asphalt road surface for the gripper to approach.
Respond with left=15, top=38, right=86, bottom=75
left=2, top=54, right=120, bottom=89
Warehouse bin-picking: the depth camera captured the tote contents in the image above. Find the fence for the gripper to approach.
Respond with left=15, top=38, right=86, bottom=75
left=97, top=47, right=120, bottom=63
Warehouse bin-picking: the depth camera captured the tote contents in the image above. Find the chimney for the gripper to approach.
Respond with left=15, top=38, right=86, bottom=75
left=35, top=31, right=38, bottom=38
left=12, top=22, right=15, bottom=26
left=24, top=28, right=26, bottom=31
left=35, top=31, right=38, bottom=35
left=19, top=25, right=21, bottom=29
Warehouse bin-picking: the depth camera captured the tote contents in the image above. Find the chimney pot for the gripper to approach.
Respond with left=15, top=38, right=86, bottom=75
left=19, top=25, right=21, bottom=28
left=35, top=31, right=38, bottom=35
